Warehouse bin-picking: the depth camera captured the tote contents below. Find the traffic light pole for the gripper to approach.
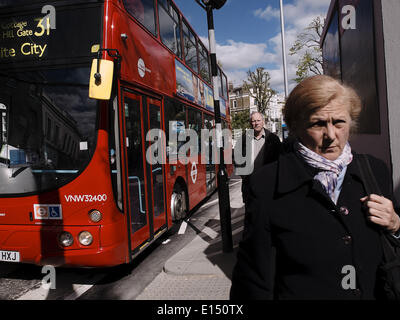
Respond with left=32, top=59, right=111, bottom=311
left=205, top=4, right=233, bottom=253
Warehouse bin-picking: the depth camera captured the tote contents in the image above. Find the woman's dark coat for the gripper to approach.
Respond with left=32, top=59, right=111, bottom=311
left=230, top=150, right=399, bottom=300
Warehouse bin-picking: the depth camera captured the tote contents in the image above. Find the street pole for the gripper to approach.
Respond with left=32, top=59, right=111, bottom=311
left=205, top=4, right=233, bottom=253
left=279, top=0, right=289, bottom=99
left=279, top=0, right=289, bottom=140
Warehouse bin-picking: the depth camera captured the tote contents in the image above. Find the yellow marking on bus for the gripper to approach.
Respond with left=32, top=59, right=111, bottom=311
left=140, top=242, right=150, bottom=251
left=154, top=229, right=165, bottom=239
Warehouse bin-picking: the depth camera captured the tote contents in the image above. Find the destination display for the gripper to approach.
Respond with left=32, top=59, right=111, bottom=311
left=1, top=18, right=49, bottom=59
left=0, top=4, right=102, bottom=67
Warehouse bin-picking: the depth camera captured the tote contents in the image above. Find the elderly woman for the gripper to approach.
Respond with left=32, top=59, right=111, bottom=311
left=230, top=75, right=400, bottom=300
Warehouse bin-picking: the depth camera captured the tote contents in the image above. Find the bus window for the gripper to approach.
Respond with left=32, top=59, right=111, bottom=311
left=0, top=103, right=8, bottom=163
left=158, top=0, right=181, bottom=57
left=164, top=100, right=186, bottom=161
left=124, top=97, right=147, bottom=232
left=54, top=125, right=59, bottom=145
left=149, top=105, right=165, bottom=217
left=221, top=72, right=228, bottom=99
left=123, top=0, right=157, bottom=36
left=46, top=117, right=52, bottom=140
left=0, top=104, right=7, bottom=146
left=204, top=114, right=215, bottom=191
left=0, top=68, right=97, bottom=194
left=217, top=67, right=223, bottom=98
left=188, top=108, right=202, bottom=155
left=199, top=42, right=210, bottom=84
left=222, top=119, right=231, bottom=149
left=183, top=20, right=199, bottom=73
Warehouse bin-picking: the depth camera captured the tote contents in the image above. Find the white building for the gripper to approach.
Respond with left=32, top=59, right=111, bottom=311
left=265, top=93, right=285, bottom=138
left=229, top=83, right=285, bottom=143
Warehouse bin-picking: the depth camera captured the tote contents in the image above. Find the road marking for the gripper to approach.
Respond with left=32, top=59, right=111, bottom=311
left=200, top=198, right=218, bottom=209
left=201, top=226, right=218, bottom=239
left=178, top=221, right=188, bottom=235
left=231, top=215, right=245, bottom=225
left=64, top=284, right=94, bottom=300
left=17, top=273, right=103, bottom=300
left=229, top=181, right=242, bottom=187
left=232, top=226, right=244, bottom=236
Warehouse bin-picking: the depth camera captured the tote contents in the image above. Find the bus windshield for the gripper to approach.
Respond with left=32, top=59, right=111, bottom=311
left=0, top=67, right=97, bottom=195
left=0, top=2, right=102, bottom=195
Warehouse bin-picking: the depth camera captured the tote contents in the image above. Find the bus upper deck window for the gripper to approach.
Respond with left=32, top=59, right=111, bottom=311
left=123, top=0, right=157, bottom=36
left=158, top=0, right=181, bottom=57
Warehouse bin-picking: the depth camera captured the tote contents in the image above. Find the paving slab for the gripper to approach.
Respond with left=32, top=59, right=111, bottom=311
left=136, top=178, right=245, bottom=300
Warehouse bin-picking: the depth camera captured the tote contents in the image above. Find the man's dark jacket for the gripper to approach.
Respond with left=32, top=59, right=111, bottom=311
left=235, top=128, right=281, bottom=202
left=230, top=150, right=399, bottom=300
left=235, top=128, right=281, bottom=172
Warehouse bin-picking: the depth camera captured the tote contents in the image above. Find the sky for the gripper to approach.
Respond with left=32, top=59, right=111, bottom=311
left=173, top=0, right=332, bottom=94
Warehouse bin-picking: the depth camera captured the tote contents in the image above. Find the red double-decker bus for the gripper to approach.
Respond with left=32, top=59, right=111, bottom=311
left=0, top=0, right=232, bottom=267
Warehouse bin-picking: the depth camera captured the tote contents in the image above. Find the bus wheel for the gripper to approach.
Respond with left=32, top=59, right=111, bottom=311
left=170, top=185, right=187, bottom=221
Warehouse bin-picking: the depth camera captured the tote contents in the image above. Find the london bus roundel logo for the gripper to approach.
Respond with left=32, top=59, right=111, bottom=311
left=138, top=58, right=146, bottom=78
left=191, top=162, right=197, bottom=184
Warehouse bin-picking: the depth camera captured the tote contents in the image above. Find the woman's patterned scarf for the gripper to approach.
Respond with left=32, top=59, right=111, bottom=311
left=295, top=141, right=353, bottom=201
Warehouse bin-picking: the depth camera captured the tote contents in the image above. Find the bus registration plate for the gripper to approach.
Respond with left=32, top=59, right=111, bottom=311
left=0, top=250, right=20, bottom=262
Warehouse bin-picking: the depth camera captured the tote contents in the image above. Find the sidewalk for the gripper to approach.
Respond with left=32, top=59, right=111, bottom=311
left=136, top=178, right=245, bottom=300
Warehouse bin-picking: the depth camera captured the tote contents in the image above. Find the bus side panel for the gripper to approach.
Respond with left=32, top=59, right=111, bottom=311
left=187, top=156, right=207, bottom=211
left=109, top=4, right=176, bottom=99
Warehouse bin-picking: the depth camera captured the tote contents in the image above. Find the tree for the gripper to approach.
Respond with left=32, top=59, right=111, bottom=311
left=231, top=110, right=251, bottom=132
left=289, top=16, right=324, bottom=83
left=243, top=67, right=276, bottom=117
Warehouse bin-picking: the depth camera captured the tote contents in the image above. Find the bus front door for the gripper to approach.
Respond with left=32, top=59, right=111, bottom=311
left=122, top=91, right=167, bottom=253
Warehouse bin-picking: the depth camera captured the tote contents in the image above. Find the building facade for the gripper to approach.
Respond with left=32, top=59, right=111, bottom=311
left=229, top=83, right=258, bottom=117
left=229, top=82, right=284, bottom=143
left=265, top=93, right=285, bottom=139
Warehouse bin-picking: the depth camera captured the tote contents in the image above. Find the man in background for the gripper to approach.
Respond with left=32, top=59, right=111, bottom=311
left=236, top=111, right=281, bottom=204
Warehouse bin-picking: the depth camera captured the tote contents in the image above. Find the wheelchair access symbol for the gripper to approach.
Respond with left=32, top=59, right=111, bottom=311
left=34, top=204, right=63, bottom=220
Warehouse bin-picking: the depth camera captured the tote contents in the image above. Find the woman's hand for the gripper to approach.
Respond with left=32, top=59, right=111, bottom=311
left=360, top=194, right=400, bottom=233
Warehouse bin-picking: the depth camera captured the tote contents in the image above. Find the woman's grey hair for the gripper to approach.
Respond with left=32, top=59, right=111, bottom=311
left=283, top=75, right=362, bottom=136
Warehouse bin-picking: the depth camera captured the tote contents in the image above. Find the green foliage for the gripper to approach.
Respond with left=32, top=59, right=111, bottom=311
left=290, top=16, right=324, bottom=83
left=231, top=110, right=251, bottom=132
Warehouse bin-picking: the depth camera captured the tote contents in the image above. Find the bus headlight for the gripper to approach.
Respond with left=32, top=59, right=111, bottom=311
left=59, top=232, right=74, bottom=247
left=78, top=231, right=93, bottom=246
left=89, top=209, right=102, bottom=223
